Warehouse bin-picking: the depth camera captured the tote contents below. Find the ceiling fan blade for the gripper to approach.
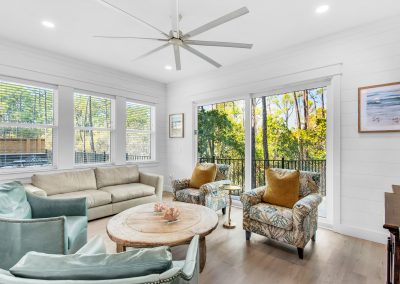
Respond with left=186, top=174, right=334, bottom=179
left=94, top=36, right=168, bottom=41
left=97, top=0, right=169, bottom=38
left=181, top=44, right=221, bottom=68
left=170, top=0, right=180, bottom=38
left=173, top=45, right=181, bottom=70
left=132, top=43, right=170, bottom=61
left=182, top=7, right=249, bottom=39
left=184, top=40, right=253, bottom=49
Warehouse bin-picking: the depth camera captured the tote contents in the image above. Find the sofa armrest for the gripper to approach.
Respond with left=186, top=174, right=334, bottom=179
left=27, top=193, right=87, bottom=218
left=140, top=172, right=164, bottom=201
left=240, top=186, right=266, bottom=209
left=24, top=184, right=47, bottom=197
left=293, top=194, right=322, bottom=217
left=171, top=178, right=191, bottom=192
left=199, top=180, right=230, bottom=194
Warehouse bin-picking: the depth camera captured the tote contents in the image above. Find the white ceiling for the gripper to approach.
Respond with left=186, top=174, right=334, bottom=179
left=1, top=0, right=400, bottom=83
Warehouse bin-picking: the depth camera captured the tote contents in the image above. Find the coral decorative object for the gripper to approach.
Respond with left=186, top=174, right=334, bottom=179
left=163, top=207, right=181, bottom=222
left=154, top=202, right=168, bottom=214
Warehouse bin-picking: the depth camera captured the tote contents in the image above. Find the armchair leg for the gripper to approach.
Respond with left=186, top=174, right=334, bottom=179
left=312, top=234, right=316, bottom=242
left=246, top=231, right=251, bottom=240
left=222, top=207, right=226, bottom=215
left=297, top=248, right=304, bottom=259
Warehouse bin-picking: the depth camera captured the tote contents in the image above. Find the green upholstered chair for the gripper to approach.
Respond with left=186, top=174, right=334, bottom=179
left=0, top=186, right=88, bottom=270
left=0, top=235, right=200, bottom=284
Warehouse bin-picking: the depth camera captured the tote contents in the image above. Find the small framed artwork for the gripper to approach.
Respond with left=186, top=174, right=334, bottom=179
left=169, top=113, right=184, bottom=138
left=358, top=82, right=400, bottom=133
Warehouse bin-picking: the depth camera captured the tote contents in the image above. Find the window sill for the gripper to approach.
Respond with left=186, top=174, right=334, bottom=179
left=0, top=166, right=57, bottom=176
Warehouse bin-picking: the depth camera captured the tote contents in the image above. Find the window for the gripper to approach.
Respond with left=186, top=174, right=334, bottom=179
left=74, top=93, right=112, bottom=164
left=126, top=102, right=154, bottom=161
left=0, top=79, right=54, bottom=169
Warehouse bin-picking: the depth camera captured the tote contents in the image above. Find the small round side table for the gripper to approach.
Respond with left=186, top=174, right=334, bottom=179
left=220, top=184, right=241, bottom=229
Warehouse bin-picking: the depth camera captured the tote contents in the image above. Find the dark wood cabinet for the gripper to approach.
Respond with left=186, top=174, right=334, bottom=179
left=384, top=189, right=400, bottom=284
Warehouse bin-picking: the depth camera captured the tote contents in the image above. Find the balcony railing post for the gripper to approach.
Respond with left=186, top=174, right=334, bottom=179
left=281, top=157, right=285, bottom=169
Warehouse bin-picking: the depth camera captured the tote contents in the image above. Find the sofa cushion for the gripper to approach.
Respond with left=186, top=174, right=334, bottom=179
left=49, top=190, right=111, bottom=208
left=32, top=169, right=97, bottom=196
left=215, top=164, right=230, bottom=181
left=95, top=165, right=140, bottom=189
left=100, top=183, right=155, bottom=203
left=10, top=246, right=172, bottom=280
left=175, top=188, right=201, bottom=205
left=0, top=181, right=31, bottom=219
left=66, top=216, right=87, bottom=250
left=249, top=203, right=293, bottom=230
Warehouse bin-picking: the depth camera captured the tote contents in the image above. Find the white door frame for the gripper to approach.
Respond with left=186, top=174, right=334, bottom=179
left=192, top=64, right=342, bottom=228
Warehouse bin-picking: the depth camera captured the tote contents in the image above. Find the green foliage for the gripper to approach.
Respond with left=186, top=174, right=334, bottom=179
left=197, top=107, right=244, bottom=158
left=198, top=87, right=327, bottom=161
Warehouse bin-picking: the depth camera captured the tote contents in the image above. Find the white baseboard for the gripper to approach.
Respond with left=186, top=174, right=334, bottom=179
left=335, top=224, right=387, bottom=244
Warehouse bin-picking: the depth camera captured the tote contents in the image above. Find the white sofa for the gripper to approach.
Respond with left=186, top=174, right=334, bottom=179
left=25, top=165, right=163, bottom=220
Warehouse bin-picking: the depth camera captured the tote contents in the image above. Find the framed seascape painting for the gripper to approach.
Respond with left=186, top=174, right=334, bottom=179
left=169, top=113, right=184, bottom=138
left=358, top=82, right=400, bottom=133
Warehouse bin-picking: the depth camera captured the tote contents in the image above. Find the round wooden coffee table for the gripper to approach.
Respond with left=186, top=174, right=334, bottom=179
left=107, top=202, right=218, bottom=272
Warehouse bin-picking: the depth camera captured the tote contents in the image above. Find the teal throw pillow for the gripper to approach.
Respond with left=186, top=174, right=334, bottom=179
left=10, top=246, right=172, bottom=280
left=0, top=181, right=31, bottom=219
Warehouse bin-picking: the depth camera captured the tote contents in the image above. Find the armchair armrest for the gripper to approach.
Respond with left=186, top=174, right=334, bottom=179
left=171, top=178, right=191, bottom=192
left=240, top=186, right=266, bottom=209
left=181, top=235, right=199, bottom=281
left=199, top=180, right=230, bottom=194
left=27, top=193, right=87, bottom=219
left=293, top=194, right=322, bottom=217
left=140, top=172, right=164, bottom=201
left=23, top=184, right=47, bottom=197
left=0, top=216, right=67, bottom=269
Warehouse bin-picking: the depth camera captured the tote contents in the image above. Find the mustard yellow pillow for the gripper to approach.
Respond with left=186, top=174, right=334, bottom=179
left=263, top=168, right=300, bottom=208
left=189, top=163, right=217, bottom=189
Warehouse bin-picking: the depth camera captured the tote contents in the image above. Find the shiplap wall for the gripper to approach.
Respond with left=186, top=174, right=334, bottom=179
left=166, top=16, right=400, bottom=243
left=0, top=39, right=168, bottom=185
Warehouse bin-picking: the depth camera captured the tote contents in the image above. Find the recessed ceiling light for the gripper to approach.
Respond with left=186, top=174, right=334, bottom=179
left=41, top=20, right=55, bottom=29
left=315, top=5, right=330, bottom=14
left=164, top=65, right=172, bottom=70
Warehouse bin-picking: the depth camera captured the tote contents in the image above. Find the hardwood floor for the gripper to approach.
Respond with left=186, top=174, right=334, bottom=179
left=88, top=193, right=385, bottom=284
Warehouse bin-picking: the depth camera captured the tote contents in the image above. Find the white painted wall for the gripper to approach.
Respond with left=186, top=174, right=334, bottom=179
left=166, top=16, right=400, bottom=243
left=0, top=39, right=168, bottom=185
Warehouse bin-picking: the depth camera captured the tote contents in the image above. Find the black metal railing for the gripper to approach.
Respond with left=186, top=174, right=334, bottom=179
left=199, top=157, right=326, bottom=196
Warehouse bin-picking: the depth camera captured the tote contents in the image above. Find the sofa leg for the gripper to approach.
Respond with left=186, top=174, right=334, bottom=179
left=311, top=234, right=316, bottom=242
left=297, top=248, right=304, bottom=259
left=222, top=207, right=226, bottom=215
left=245, top=231, right=251, bottom=240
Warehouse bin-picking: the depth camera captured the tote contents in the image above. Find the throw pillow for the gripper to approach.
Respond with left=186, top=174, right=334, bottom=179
left=10, top=246, right=172, bottom=280
left=0, top=181, right=31, bottom=219
left=263, top=168, right=300, bottom=208
left=189, top=163, right=217, bottom=189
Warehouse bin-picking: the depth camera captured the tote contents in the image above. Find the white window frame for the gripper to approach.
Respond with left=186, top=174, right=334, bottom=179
left=125, top=100, right=156, bottom=162
left=73, top=90, right=115, bottom=166
left=0, top=77, right=58, bottom=172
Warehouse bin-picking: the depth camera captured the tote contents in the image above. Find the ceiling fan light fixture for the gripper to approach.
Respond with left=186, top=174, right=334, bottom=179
left=315, top=5, right=330, bottom=14
left=164, top=65, right=173, bottom=70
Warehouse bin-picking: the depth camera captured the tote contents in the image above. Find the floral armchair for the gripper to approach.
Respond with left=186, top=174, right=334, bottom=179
left=171, top=164, right=230, bottom=214
left=240, top=169, right=322, bottom=259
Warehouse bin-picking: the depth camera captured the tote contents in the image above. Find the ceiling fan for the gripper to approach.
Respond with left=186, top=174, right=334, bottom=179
left=95, top=0, right=253, bottom=70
